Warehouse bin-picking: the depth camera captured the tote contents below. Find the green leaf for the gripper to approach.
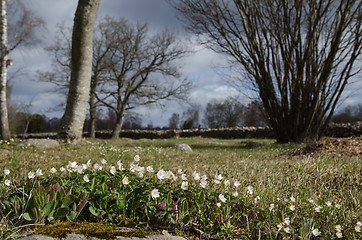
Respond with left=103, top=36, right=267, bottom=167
left=42, top=200, right=55, bottom=217
left=60, top=188, right=66, bottom=198
left=62, top=195, right=75, bottom=207
left=198, top=191, right=205, bottom=205
left=89, top=206, right=100, bottom=216
left=67, top=211, right=77, bottom=221
left=76, top=196, right=89, bottom=218
left=55, top=192, right=61, bottom=201
left=37, top=186, right=46, bottom=207
left=54, top=200, right=62, bottom=209
left=166, top=192, right=172, bottom=206
left=23, top=212, right=33, bottom=221
left=26, top=195, right=36, bottom=211
left=102, top=183, right=108, bottom=191
left=91, top=178, right=96, bottom=192
left=225, top=205, right=229, bottom=216
left=45, top=195, right=50, bottom=205
left=116, top=197, right=125, bottom=210
left=47, top=215, right=54, bottom=222
left=24, top=207, right=38, bottom=222
left=66, top=186, right=72, bottom=196
left=54, top=207, right=69, bottom=218
left=48, top=209, right=55, bottom=221
left=40, top=185, right=46, bottom=196
left=182, top=200, right=189, bottom=213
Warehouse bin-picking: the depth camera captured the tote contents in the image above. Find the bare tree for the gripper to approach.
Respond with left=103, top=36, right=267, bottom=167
left=244, top=101, right=268, bottom=127
left=168, top=113, right=180, bottom=129
left=94, top=17, right=191, bottom=138
left=44, top=17, right=191, bottom=139
left=40, top=25, right=72, bottom=95
left=171, top=0, right=362, bottom=142
left=203, top=97, right=245, bottom=128
left=58, top=0, right=100, bottom=142
left=122, top=114, right=143, bottom=130
left=0, top=0, right=44, bottom=140
left=331, top=104, right=362, bottom=123
left=182, top=107, right=199, bottom=129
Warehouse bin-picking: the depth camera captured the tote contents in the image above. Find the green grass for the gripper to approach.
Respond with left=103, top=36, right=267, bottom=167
left=0, top=137, right=361, bottom=239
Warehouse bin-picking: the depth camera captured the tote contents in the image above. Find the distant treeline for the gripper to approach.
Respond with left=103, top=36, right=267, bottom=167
left=9, top=103, right=362, bottom=135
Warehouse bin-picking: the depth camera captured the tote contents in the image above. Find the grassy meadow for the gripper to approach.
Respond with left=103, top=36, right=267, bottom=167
left=0, top=137, right=361, bottom=239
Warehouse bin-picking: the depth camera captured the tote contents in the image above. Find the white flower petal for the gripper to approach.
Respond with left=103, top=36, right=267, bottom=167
left=122, top=176, right=129, bottom=185
left=181, top=181, right=188, bottom=190
left=312, top=228, right=321, bottom=236
left=28, top=171, right=35, bottom=179
left=4, top=179, right=11, bottom=186
left=83, top=175, right=90, bottom=182
left=269, top=203, right=275, bottom=211
left=215, top=173, right=223, bottom=181
left=36, top=168, right=43, bottom=176
left=219, top=194, right=227, bottom=203
left=151, top=189, right=160, bottom=199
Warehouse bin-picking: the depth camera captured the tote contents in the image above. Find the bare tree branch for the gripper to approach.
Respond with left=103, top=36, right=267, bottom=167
left=171, top=0, right=362, bottom=142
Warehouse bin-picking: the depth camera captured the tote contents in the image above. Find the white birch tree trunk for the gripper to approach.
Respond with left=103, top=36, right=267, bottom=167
left=0, top=0, right=11, bottom=140
left=58, top=0, right=100, bottom=142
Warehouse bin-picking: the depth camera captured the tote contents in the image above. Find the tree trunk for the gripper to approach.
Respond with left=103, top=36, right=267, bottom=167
left=89, top=78, right=97, bottom=138
left=111, top=105, right=126, bottom=139
left=0, top=0, right=11, bottom=140
left=58, top=0, right=100, bottom=142
left=89, top=102, right=96, bottom=138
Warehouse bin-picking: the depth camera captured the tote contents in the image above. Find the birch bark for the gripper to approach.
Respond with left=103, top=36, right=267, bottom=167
left=0, top=0, right=11, bottom=140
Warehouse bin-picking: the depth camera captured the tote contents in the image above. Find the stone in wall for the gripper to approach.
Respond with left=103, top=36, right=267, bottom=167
left=17, top=122, right=362, bottom=140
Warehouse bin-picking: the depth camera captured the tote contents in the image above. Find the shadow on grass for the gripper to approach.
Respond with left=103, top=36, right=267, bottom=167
left=97, top=138, right=301, bottom=152
left=185, top=139, right=275, bottom=151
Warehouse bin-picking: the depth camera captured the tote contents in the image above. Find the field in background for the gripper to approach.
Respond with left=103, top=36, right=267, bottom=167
left=0, top=137, right=361, bottom=239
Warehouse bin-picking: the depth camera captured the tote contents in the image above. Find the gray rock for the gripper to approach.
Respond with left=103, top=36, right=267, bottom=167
left=20, top=138, right=60, bottom=148
left=17, top=235, right=54, bottom=240
left=64, top=234, right=92, bottom=240
left=174, top=143, right=193, bottom=154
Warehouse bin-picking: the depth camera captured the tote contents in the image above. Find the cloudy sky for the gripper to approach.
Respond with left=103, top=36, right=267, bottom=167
left=8, top=0, right=362, bottom=128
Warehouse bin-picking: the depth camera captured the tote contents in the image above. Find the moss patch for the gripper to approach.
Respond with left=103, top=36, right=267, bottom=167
left=32, top=221, right=154, bottom=239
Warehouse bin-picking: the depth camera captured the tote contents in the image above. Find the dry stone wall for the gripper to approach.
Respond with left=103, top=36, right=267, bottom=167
left=95, top=122, right=361, bottom=139
left=17, top=122, right=361, bottom=140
